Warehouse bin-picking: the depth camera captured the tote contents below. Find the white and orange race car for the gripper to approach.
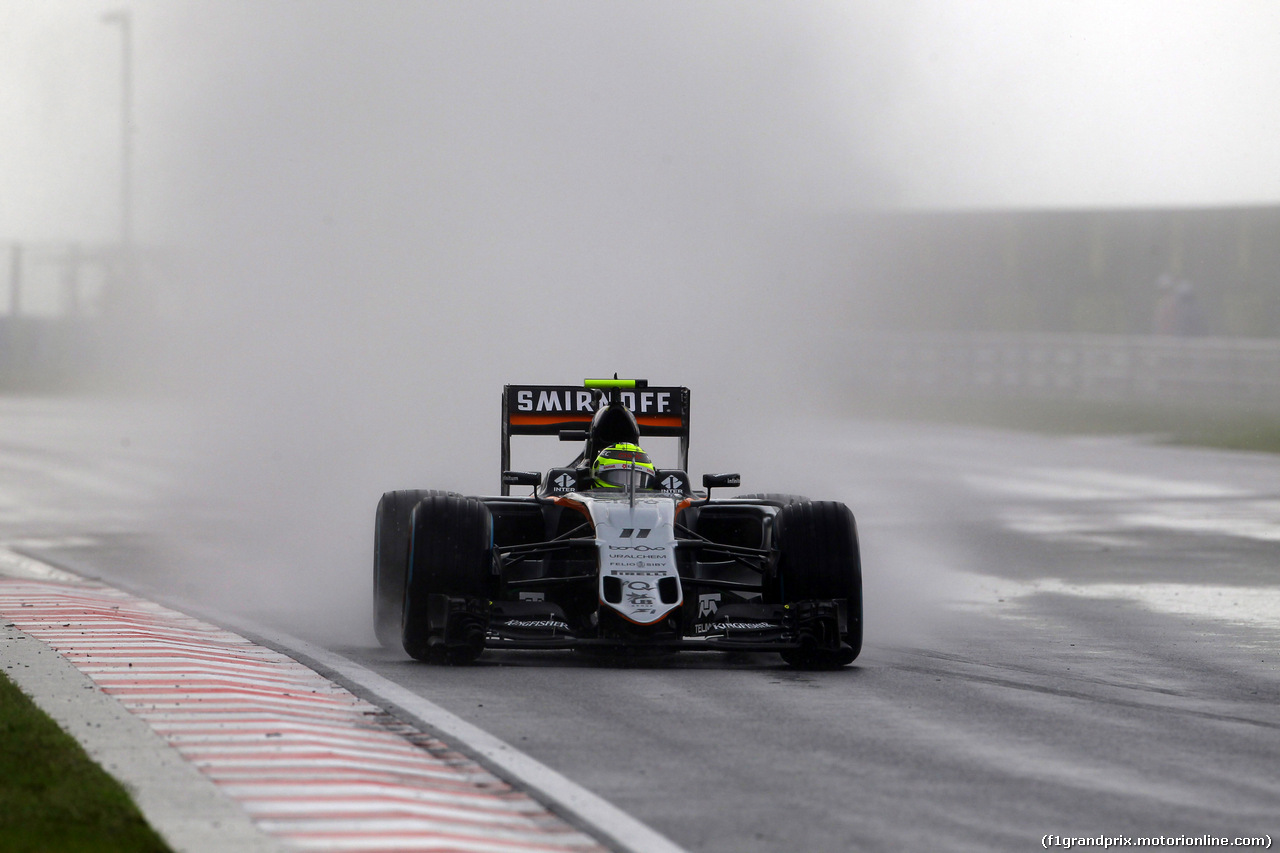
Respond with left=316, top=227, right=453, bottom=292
left=374, top=378, right=862, bottom=669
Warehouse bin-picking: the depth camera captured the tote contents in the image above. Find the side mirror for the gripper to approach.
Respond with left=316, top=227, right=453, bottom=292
left=702, top=473, right=741, bottom=498
left=558, top=429, right=590, bottom=442
left=502, top=470, right=542, bottom=488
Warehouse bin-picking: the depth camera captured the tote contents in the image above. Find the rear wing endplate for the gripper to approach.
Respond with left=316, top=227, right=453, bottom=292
left=501, top=384, right=690, bottom=494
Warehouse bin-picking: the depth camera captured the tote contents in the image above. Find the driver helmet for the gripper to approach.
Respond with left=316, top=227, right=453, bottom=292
left=592, top=442, right=658, bottom=490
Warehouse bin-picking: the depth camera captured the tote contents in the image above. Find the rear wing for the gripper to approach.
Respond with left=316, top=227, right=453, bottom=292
left=501, top=383, right=690, bottom=493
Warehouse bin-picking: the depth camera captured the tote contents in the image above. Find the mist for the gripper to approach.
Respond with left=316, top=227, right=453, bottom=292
left=128, top=3, right=897, bottom=642
left=9, top=2, right=1276, bottom=649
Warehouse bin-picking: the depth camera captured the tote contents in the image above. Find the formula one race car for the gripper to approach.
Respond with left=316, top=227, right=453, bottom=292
left=373, top=379, right=862, bottom=669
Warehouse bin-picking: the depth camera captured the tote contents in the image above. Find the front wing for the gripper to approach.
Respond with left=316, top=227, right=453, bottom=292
left=425, top=594, right=854, bottom=655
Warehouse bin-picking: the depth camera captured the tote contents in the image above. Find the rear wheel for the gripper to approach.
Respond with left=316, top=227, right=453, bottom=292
left=373, top=490, right=459, bottom=648
left=402, top=494, right=494, bottom=664
left=772, top=500, right=863, bottom=669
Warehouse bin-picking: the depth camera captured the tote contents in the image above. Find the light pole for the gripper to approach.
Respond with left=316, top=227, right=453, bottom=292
left=101, top=9, right=133, bottom=253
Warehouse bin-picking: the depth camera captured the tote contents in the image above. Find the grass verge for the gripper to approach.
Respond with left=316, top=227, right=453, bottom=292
left=0, top=671, right=171, bottom=853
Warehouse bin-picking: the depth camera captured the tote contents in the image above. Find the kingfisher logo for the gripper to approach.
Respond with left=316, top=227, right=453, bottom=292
left=500, top=618, right=571, bottom=632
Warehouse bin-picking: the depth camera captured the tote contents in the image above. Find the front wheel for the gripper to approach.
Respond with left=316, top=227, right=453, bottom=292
left=401, top=494, right=494, bottom=664
left=771, top=500, right=863, bottom=669
left=373, top=490, right=459, bottom=648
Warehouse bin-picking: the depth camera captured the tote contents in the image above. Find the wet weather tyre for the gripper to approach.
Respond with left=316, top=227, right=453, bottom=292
left=374, top=490, right=459, bottom=648
left=401, top=494, right=494, bottom=664
left=773, top=500, right=863, bottom=669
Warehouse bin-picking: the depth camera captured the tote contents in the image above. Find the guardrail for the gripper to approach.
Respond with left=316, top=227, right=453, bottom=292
left=844, top=332, right=1280, bottom=411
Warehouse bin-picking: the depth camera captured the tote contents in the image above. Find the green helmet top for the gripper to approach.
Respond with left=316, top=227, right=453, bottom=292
left=592, top=442, right=658, bottom=490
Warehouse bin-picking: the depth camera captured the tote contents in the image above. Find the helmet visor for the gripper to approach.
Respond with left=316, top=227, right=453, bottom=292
left=595, top=464, right=658, bottom=490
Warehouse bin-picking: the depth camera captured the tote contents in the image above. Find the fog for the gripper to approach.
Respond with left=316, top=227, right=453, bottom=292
left=8, top=2, right=1280, bottom=647
left=128, top=3, right=897, bottom=642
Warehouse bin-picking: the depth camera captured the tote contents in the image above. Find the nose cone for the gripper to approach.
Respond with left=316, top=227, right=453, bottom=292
left=590, top=497, right=683, bottom=625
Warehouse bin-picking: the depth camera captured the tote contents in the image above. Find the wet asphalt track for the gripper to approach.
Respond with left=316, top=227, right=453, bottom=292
left=4, top=398, right=1278, bottom=852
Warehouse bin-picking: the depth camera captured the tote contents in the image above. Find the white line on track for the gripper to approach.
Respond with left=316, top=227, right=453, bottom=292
left=1, top=554, right=691, bottom=853
left=226, top=619, right=692, bottom=853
